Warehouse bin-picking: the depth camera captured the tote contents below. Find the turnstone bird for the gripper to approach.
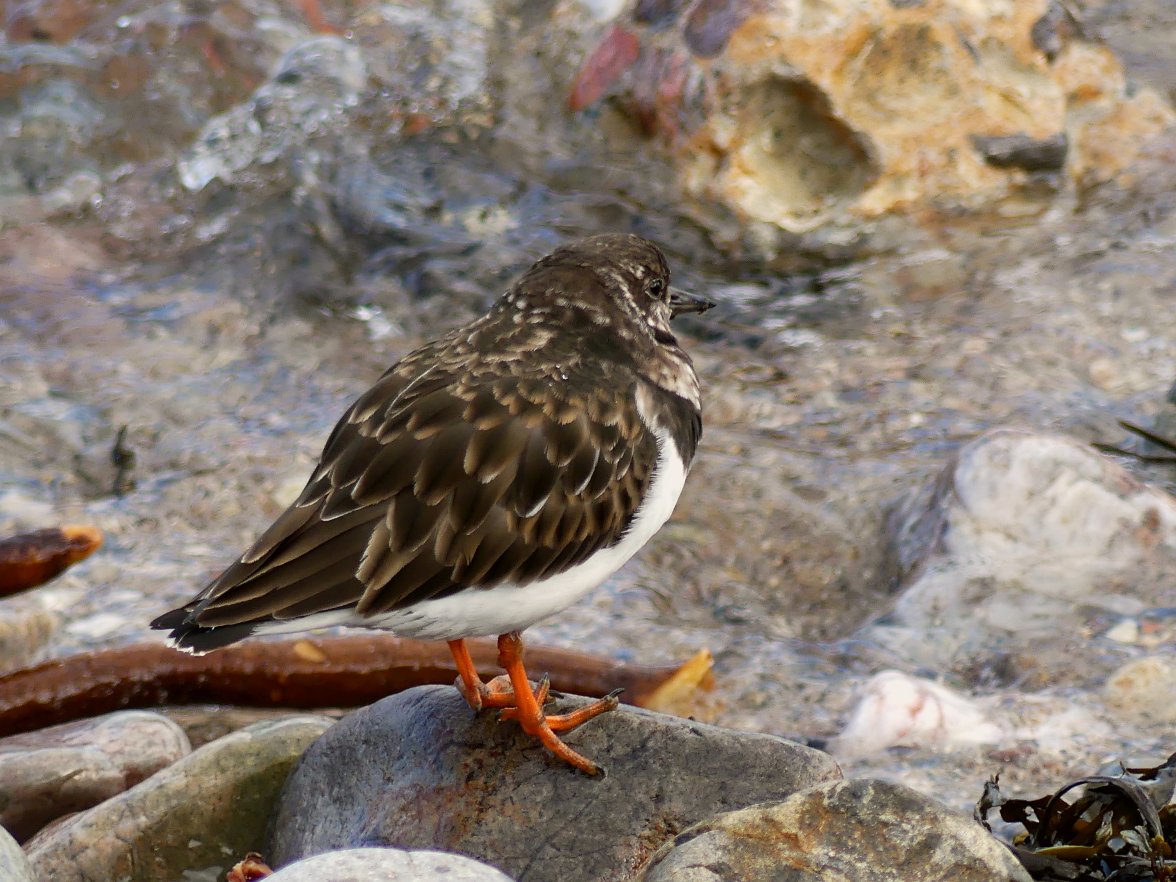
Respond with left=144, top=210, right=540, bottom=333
left=152, top=233, right=713, bottom=774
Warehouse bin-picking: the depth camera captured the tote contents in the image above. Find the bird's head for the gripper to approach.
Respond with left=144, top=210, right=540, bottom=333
left=506, top=233, right=715, bottom=348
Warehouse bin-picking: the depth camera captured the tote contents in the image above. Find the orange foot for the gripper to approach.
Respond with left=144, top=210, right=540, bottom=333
left=446, top=633, right=621, bottom=775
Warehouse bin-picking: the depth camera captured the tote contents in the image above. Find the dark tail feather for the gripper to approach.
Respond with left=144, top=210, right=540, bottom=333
left=150, top=606, right=257, bottom=654
left=149, top=607, right=191, bottom=631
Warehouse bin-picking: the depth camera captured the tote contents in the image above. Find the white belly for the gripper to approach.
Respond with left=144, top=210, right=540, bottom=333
left=275, top=426, right=688, bottom=641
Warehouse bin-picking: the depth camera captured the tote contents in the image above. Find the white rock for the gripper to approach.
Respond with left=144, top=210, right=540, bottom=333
left=573, top=0, right=626, bottom=21
left=1104, top=618, right=1141, bottom=644
left=268, top=848, right=515, bottom=881
left=833, top=671, right=1003, bottom=757
left=64, top=611, right=127, bottom=640
left=879, top=429, right=1176, bottom=665
left=0, top=490, right=55, bottom=526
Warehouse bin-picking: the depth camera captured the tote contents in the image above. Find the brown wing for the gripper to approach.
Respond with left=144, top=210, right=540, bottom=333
left=178, top=361, right=658, bottom=629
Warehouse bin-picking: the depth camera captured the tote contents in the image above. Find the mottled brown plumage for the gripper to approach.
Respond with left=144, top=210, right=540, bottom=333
left=155, top=234, right=709, bottom=649
left=152, top=233, right=712, bottom=774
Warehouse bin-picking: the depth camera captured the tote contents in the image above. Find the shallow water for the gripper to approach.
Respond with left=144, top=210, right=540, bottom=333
left=1, top=0, right=1175, bottom=816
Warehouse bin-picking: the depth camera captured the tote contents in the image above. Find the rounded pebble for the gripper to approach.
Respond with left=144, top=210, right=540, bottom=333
left=269, top=848, right=515, bottom=881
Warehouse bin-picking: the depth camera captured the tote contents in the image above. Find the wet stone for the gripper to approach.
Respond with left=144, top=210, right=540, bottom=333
left=270, top=685, right=842, bottom=882
left=25, top=715, right=333, bottom=882
left=177, top=36, right=367, bottom=192
left=268, top=848, right=515, bottom=881
left=641, top=778, right=1032, bottom=882
left=0, top=710, right=190, bottom=843
left=683, top=0, right=752, bottom=58
left=633, top=0, right=683, bottom=26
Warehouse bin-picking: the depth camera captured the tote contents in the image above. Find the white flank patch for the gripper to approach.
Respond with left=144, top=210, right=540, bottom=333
left=251, top=427, right=689, bottom=642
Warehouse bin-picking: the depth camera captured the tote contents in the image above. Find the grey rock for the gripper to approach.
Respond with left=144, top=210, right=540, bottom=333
left=877, top=429, right=1176, bottom=678
left=641, top=778, right=1032, bottom=882
left=269, top=848, right=515, bottom=881
left=0, top=824, right=34, bottom=882
left=1030, top=1, right=1077, bottom=62
left=25, top=715, right=332, bottom=882
left=0, top=710, right=190, bottom=842
left=971, top=133, right=1069, bottom=173
left=270, top=685, right=841, bottom=882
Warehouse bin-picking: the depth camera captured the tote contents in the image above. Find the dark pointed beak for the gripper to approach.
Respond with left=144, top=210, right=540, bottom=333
left=669, top=287, right=717, bottom=317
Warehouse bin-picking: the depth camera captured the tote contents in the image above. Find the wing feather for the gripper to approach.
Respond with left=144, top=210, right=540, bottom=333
left=350, top=432, right=424, bottom=506
left=177, top=360, right=667, bottom=634
left=413, top=423, right=476, bottom=504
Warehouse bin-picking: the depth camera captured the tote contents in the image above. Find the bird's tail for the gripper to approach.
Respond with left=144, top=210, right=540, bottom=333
left=150, top=607, right=257, bottom=655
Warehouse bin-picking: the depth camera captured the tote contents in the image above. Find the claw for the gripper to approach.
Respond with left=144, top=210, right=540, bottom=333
left=447, top=634, right=620, bottom=774
left=454, top=674, right=483, bottom=712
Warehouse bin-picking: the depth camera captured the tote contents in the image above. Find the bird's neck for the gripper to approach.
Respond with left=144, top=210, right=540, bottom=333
left=641, top=342, right=700, bottom=411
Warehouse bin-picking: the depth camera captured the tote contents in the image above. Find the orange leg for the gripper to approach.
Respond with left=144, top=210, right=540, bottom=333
left=447, top=638, right=516, bottom=711
left=493, top=631, right=620, bottom=775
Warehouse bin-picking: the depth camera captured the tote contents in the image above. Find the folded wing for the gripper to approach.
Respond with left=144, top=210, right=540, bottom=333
left=160, top=361, right=658, bottom=633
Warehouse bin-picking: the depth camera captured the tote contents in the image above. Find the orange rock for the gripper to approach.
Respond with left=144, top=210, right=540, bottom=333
left=568, top=0, right=1174, bottom=236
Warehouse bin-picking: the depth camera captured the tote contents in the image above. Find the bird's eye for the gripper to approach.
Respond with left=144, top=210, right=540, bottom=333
left=648, top=278, right=667, bottom=300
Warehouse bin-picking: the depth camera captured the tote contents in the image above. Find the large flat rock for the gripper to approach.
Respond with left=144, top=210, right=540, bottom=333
left=270, top=685, right=841, bottom=882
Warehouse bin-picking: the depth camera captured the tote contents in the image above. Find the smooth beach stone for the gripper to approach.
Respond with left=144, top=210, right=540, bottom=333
left=641, top=778, right=1032, bottom=882
left=271, top=685, right=842, bottom=882
left=0, top=710, right=191, bottom=842
left=25, top=715, right=333, bottom=882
